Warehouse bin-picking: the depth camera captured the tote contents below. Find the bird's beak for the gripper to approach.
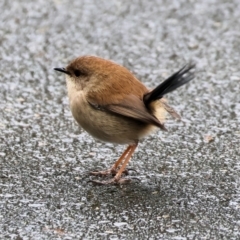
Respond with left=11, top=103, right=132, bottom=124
left=54, top=67, right=70, bottom=75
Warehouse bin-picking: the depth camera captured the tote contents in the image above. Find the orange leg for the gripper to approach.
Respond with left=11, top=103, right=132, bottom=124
left=111, top=145, right=132, bottom=170
left=90, top=143, right=138, bottom=185
left=90, top=145, right=132, bottom=176
left=114, top=144, right=138, bottom=182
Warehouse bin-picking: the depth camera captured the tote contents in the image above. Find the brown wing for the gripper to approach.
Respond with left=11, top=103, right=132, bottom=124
left=88, top=94, right=166, bottom=130
left=84, top=58, right=166, bottom=130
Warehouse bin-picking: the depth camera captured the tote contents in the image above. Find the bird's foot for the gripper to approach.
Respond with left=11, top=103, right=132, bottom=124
left=89, top=176, right=132, bottom=185
left=89, top=168, right=136, bottom=177
left=89, top=169, right=113, bottom=177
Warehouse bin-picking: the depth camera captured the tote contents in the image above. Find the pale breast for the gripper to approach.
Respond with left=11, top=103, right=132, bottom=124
left=69, top=94, right=149, bottom=144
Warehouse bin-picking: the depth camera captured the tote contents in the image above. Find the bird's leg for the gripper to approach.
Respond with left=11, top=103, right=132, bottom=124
left=90, top=143, right=138, bottom=185
left=113, top=143, right=138, bottom=183
left=110, top=145, right=132, bottom=175
left=89, top=145, right=132, bottom=177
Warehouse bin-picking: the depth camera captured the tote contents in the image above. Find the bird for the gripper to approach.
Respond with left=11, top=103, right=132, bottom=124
left=54, top=56, right=195, bottom=184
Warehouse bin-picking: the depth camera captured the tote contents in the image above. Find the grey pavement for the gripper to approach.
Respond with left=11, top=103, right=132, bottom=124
left=0, top=0, right=240, bottom=239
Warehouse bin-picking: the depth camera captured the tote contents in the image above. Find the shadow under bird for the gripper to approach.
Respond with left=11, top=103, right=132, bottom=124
left=54, top=56, right=195, bottom=184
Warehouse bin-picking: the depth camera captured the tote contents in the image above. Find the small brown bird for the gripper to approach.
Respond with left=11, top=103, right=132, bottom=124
left=54, top=56, right=195, bottom=184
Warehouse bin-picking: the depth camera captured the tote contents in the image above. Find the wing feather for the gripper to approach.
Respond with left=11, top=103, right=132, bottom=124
left=88, top=95, right=166, bottom=130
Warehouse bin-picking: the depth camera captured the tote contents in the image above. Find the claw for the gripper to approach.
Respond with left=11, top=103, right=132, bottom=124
left=89, top=168, right=136, bottom=177
left=89, top=169, right=113, bottom=176
left=89, top=177, right=132, bottom=185
left=89, top=169, right=119, bottom=177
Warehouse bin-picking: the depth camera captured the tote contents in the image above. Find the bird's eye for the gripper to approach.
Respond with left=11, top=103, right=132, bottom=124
left=74, top=70, right=81, bottom=77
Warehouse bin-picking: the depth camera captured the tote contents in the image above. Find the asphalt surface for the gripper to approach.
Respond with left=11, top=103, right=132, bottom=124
left=1, top=0, right=240, bottom=239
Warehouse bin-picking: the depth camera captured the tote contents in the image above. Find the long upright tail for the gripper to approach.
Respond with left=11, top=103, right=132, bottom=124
left=143, top=64, right=195, bottom=106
